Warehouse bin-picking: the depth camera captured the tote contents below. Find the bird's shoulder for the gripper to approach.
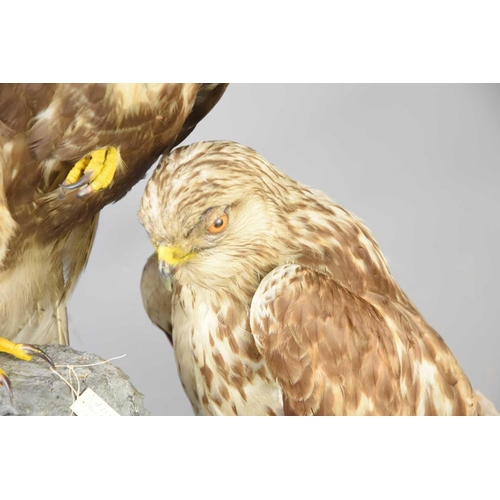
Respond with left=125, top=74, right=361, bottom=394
left=249, top=264, right=478, bottom=415
left=250, top=263, right=378, bottom=352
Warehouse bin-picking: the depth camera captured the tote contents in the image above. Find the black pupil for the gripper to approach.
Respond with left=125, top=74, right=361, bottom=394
left=214, top=218, right=223, bottom=228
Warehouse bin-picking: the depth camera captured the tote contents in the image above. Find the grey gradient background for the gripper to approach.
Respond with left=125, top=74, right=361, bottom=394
left=68, top=84, right=500, bottom=416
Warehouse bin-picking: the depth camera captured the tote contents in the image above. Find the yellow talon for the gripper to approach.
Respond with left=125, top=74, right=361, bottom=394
left=65, top=155, right=91, bottom=185
left=89, top=147, right=118, bottom=191
left=0, top=366, right=13, bottom=400
left=0, top=337, right=32, bottom=401
left=61, top=147, right=119, bottom=197
left=0, top=337, right=55, bottom=400
left=0, top=337, right=32, bottom=362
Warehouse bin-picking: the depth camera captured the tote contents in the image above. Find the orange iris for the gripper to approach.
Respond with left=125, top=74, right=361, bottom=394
left=208, top=213, right=228, bottom=234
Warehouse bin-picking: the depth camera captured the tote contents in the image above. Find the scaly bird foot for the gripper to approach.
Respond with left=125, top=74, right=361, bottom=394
left=59, top=147, right=119, bottom=198
left=0, top=337, right=55, bottom=401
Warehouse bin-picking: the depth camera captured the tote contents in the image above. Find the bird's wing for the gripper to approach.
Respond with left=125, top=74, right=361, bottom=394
left=140, top=252, right=173, bottom=344
left=171, top=83, right=229, bottom=149
left=0, top=84, right=57, bottom=137
left=250, top=264, right=479, bottom=416
left=23, top=83, right=228, bottom=164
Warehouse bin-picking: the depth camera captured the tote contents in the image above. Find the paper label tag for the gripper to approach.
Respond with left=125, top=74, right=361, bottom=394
left=70, top=388, right=120, bottom=416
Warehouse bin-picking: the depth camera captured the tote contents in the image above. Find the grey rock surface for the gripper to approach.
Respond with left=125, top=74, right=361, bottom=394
left=0, top=344, right=150, bottom=416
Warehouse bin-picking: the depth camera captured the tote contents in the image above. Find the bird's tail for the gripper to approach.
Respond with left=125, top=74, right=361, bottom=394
left=476, top=391, right=500, bottom=416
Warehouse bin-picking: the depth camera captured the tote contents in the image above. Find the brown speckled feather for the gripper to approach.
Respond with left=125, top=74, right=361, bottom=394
left=0, top=84, right=227, bottom=344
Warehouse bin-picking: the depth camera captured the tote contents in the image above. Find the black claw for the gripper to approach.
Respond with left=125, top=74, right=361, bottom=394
left=22, top=345, right=55, bottom=369
left=0, top=373, right=13, bottom=403
left=60, top=171, right=93, bottom=190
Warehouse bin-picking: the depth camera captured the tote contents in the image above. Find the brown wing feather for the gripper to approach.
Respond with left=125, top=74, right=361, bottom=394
left=0, top=84, right=57, bottom=135
left=251, top=264, right=480, bottom=416
left=171, top=83, right=229, bottom=148
left=140, top=252, right=173, bottom=344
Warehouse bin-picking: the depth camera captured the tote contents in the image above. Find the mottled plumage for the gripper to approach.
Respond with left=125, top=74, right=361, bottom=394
left=139, top=140, right=496, bottom=416
left=0, top=84, right=227, bottom=345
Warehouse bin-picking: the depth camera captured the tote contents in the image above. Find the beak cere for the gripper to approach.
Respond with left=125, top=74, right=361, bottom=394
left=156, top=245, right=195, bottom=291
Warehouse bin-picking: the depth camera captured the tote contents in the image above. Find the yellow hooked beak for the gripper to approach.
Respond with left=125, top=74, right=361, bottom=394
left=156, top=245, right=195, bottom=291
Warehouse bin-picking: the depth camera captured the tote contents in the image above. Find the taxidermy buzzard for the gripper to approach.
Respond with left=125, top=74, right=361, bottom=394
left=139, top=140, right=497, bottom=416
left=0, top=84, right=227, bottom=395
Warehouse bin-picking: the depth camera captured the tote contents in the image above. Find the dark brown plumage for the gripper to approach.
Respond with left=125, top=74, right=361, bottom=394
left=0, top=84, right=227, bottom=350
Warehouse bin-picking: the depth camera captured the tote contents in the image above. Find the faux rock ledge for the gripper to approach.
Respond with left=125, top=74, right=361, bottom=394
left=0, top=344, right=150, bottom=416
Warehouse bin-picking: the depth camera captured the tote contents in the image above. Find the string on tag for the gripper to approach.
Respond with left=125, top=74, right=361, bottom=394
left=49, top=354, right=126, bottom=415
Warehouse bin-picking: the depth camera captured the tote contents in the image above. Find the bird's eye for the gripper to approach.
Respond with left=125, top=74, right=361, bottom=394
left=208, top=213, right=228, bottom=234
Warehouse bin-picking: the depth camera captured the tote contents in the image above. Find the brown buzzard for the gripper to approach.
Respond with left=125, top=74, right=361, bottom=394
left=139, top=140, right=497, bottom=416
left=0, top=84, right=227, bottom=394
